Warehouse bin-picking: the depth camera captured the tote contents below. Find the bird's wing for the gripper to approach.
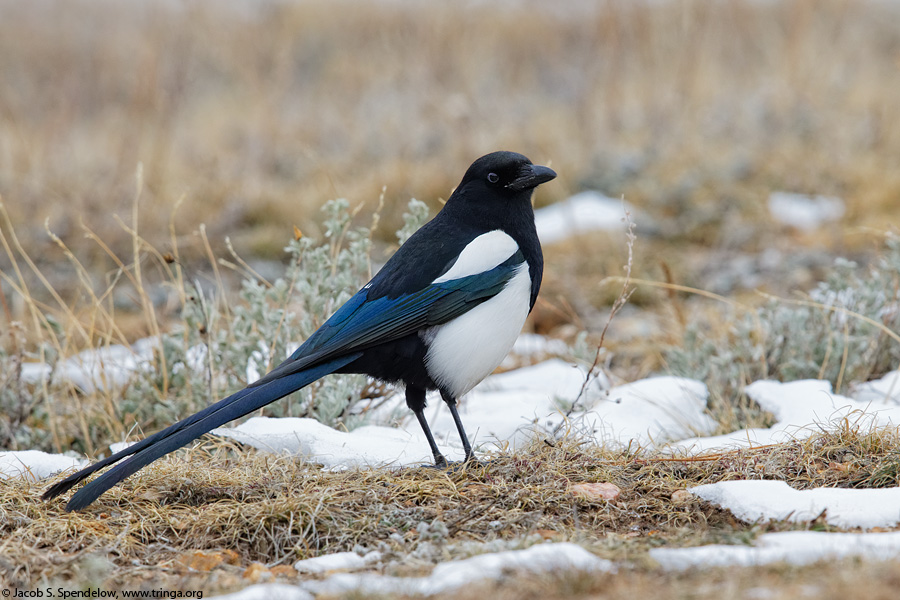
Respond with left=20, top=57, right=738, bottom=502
left=253, top=249, right=525, bottom=386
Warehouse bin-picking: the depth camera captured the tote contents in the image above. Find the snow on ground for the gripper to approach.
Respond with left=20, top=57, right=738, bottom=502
left=293, top=550, right=382, bottom=574
left=214, top=361, right=714, bottom=468
left=690, top=479, right=900, bottom=529
left=213, top=416, right=467, bottom=468
left=670, top=378, right=900, bottom=452
left=0, top=450, right=86, bottom=481
left=4, top=351, right=715, bottom=490
left=299, top=542, right=613, bottom=597
left=20, top=337, right=163, bottom=394
left=9, top=332, right=900, bottom=589
left=767, top=191, right=845, bottom=231
left=851, top=369, right=900, bottom=405
left=499, top=332, right=570, bottom=368
left=534, top=191, right=642, bottom=244
left=651, top=531, right=900, bottom=570
left=424, top=362, right=713, bottom=450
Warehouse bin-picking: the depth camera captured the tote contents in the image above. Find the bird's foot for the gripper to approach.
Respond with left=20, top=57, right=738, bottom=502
left=432, top=456, right=486, bottom=472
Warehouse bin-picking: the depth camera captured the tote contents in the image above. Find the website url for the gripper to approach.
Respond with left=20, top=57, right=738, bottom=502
left=121, top=592, right=202, bottom=600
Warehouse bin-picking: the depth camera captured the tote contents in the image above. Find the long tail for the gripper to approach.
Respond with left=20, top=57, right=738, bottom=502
left=43, top=353, right=361, bottom=512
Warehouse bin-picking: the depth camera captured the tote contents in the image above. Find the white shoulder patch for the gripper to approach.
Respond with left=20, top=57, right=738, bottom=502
left=432, top=230, right=519, bottom=284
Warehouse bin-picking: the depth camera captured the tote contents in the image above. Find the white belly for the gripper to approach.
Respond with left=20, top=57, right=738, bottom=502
left=422, top=263, right=531, bottom=399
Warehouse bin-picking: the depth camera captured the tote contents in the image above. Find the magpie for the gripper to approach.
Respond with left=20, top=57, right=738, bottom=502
left=43, top=151, right=556, bottom=511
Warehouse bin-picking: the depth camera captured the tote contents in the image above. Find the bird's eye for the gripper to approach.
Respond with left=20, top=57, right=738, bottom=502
left=487, top=172, right=500, bottom=184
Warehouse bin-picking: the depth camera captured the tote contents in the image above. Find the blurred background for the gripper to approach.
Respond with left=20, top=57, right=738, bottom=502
left=2, top=0, right=899, bottom=370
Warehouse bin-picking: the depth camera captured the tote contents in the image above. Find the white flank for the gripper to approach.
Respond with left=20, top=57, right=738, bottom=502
left=424, top=262, right=531, bottom=399
left=432, top=230, right=519, bottom=283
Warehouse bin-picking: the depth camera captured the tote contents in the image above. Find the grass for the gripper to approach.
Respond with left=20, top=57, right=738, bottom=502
left=3, top=0, right=900, bottom=597
left=4, top=426, right=900, bottom=595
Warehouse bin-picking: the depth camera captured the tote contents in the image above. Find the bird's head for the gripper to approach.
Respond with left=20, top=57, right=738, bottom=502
left=457, top=151, right=557, bottom=200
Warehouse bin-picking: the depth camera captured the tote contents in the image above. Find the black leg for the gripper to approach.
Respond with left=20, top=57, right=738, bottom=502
left=414, top=409, right=448, bottom=468
left=406, top=386, right=448, bottom=468
left=441, top=390, right=474, bottom=462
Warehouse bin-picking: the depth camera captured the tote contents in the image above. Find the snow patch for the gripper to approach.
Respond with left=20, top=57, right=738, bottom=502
left=19, top=340, right=155, bottom=394
left=215, top=362, right=713, bottom=467
left=652, top=531, right=900, bottom=570
left=212, top=417, right=465, bottom=469
left=500, top=333, right=570, bottom=368
left=302, top=543, right=612, bottom=596
left=428, top=366, right=711, bottom=451
left=690, top=480, right=900, bottom=529
left=535, top=191, right=640, bottom=244
left=851, top=369, right=900, bottom=406
left=670, top=379, right=900, bottom=452
left=294, top=550, right=382, bottom=574
left=768, top=191, right=845, bottom=231
left=0, top=450, right=86, bottom=481
left=19, top=336, right=272, bottom=394
left=572, top=376, right=715, bottom=447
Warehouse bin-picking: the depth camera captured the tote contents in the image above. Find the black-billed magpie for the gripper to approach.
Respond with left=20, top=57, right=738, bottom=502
left=43, top=151, right=556, bottom=511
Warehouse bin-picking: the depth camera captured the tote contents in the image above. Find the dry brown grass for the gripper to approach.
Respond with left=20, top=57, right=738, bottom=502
left=3, top=426, right=900, bottom=594
left=2, top=0, right=900, bottom=280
